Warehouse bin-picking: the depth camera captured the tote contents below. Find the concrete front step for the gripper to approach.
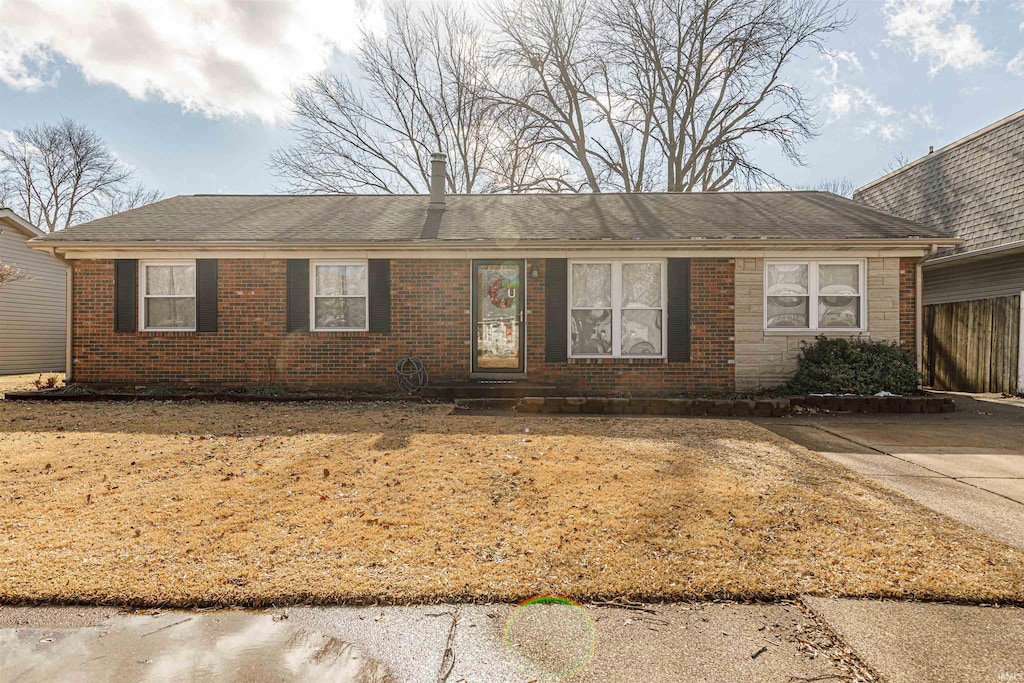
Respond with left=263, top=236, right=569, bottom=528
left=421, top=382, right=563, bottom=399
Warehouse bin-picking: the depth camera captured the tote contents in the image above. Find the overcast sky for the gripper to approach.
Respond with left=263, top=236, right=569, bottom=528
left=1, top=0, right=1021, bottom=197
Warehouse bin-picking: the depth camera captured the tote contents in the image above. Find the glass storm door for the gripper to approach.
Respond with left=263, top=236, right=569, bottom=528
left=472, top=260, right=525, bottom=373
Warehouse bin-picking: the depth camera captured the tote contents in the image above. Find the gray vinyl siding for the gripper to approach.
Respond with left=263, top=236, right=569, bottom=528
left=0, top=229, right=66, bottom=374
left=923, top=251, right=1024, bottom=305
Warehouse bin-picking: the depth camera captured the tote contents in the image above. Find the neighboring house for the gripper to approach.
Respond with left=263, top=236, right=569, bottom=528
left=0, top=208, right=68, bottom=375
left=855, top=109, right=1024, bottom=395
left=28, top=156, right=955, bottom=394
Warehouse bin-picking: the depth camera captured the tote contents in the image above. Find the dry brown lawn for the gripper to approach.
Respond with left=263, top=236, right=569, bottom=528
left=0, top=400, right=1021, bottom=607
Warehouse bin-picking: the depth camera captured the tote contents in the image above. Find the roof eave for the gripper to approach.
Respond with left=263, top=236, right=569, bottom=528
left=0, top=209, right=45, bottom=237
left=29, top=236, right=963, bottom=252
left=924, top=240, right=1024, bottom=269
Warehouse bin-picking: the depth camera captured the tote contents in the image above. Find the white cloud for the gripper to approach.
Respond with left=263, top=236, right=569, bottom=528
left=855, top=104, right=941, bottom=142
left=0, top=0, right=383, bottom=122
left=825, top=86, right=895, bottom=120
left=1013, top=6, right=1024, bottom=76
left=883, top=0, right=994, bottom=74
left=813, top=51, right=940, bottom=142
left=1009, top=50, right=1024, bottom=76
left=815, top=51, right=895, bottom=122
left=817, top=49, right=864, bottom=84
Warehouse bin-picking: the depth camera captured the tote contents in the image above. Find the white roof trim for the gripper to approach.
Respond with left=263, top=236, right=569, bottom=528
left=924, top=240, right=1024, bottom=269
left=29, top=237, right=963, bottom=252
left=0, top=208, right=45, bottom=238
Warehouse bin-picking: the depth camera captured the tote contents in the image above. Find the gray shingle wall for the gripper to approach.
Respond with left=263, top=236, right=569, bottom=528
left=854, top=111, right=1024, bottom=256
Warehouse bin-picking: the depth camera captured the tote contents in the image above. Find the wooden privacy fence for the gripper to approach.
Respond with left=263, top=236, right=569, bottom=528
left=923, top=293, right=1021, bottom=394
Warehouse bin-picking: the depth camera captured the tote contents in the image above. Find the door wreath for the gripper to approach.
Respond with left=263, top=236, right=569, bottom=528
left=487, top=277, right=519, bottom=308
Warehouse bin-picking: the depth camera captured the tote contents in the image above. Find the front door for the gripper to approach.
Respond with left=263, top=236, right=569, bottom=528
left=472, top=260, right=525, bottom=373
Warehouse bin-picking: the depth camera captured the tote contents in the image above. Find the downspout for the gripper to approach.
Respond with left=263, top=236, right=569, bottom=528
left=48, top=247, right=73, bottom=382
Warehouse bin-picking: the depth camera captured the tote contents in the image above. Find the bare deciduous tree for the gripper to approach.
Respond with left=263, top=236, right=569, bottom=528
left=490, top=0, right=850, bottom=192
left=883, top=152, right=911, bottom=175
left=273, top=0, right=849, bottom=194
left=486, top=0, right=635, bottom=192
left=0, top=118, right=162, bottom=232
left=273, top=1, right=505, bottom=194
left=98, top=180, right=163, bottom=216
left=610, top=0, right=850, bottom=191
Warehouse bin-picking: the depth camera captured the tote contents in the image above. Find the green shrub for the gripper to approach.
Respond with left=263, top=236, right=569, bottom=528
left=783, top=336, right=919, bottom=395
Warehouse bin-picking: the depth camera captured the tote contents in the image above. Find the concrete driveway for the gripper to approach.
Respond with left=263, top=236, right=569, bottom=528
left=757, top=393, right=1024, bottom=550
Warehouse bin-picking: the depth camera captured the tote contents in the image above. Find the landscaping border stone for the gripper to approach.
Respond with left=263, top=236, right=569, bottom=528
left=514, top=395, right=954, bottom=416
left=4, top=389, right=956, bottom=416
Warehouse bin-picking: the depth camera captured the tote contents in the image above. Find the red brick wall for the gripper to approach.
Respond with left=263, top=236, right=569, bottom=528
left=71, top=257, right=736, bottom=394
left=898, top=257, right=918, bottom=360
left=524, top=258, right=735, bottom=394
left=72, top=259, right=471, bottom=389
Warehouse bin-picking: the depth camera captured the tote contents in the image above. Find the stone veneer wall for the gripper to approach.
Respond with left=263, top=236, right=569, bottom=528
left=735, top=257, right=902, bottom=391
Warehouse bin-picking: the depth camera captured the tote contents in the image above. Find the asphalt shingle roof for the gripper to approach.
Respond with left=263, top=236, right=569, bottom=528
left=854, top=109, right=1024, bottom=256
left=34, top=191, right=948, bottom=244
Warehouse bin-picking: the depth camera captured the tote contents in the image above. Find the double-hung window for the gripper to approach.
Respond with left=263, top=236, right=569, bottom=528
left=765, top=260, right=865, bottom=331
left=311, top=261, right=368, bottom=331
left=140, top=261, right=196, bottom=331
left=569, top=260, right=665, bottom=357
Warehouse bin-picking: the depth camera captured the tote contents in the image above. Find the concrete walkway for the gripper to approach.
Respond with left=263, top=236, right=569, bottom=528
left=804, top=597, right=1024, bottom=683
left=757, top=392, right=1024, bottom=550
left=2, top=600, right=1022, bottom=682
left=0, top=601, right=869, bottom=682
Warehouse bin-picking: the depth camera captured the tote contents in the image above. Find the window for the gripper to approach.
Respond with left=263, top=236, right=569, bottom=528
left=140, top=261, right=196, bottom=331
left=569, top=260, right=665, bottom=357
left=765, top=260, right=865, bottom=331
left=311, top=261, right=368, bottom=331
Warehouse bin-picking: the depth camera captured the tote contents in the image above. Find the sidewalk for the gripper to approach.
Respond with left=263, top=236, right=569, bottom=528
left=2, top=599, right=1021, bottom=682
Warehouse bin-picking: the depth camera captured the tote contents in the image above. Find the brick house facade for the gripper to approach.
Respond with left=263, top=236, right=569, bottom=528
left=71, top=257, right=737, bottom=394
left=32, top=184, right=954, bottom=395
left=68, top=254, right=924, bottom=395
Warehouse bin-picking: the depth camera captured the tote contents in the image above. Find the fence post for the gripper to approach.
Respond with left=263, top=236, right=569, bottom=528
left=1018, top=290, right=1024, bottom=396
left=921, top=260, right=929, bottom=382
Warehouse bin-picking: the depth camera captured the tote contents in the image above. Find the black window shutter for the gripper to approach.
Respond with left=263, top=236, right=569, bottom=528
left=368, top=259, right=391, bottom=333
left=286, top=259, right=310, bottom=332
left=195, top=259, right=218, bottom=332
left=667, top=258, right=692, bottom=362
left=114, top=259, right=137, bottom=332
left=545, top=258, right=568, bottom=362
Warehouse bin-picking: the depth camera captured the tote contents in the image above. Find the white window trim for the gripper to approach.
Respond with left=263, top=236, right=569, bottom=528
left=139, top=260, right=197, bottom=332
left=568, top=259, right=667, bottom=359
left=764, top=259, right=867, bottom=332
left=310, top=260, right=370, bottom=332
